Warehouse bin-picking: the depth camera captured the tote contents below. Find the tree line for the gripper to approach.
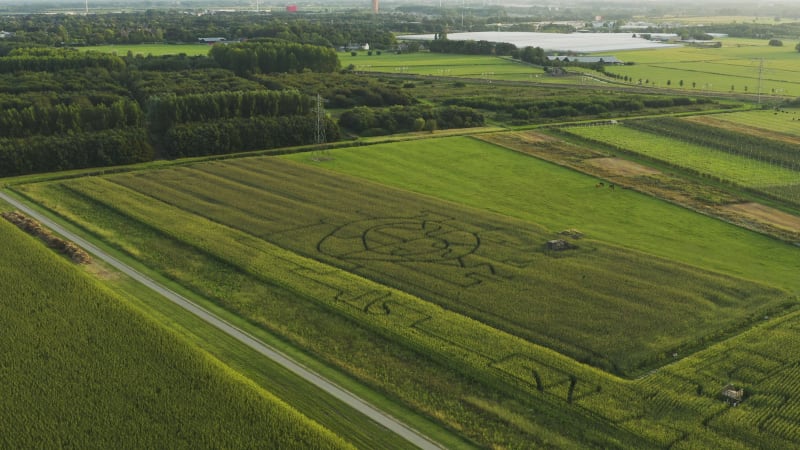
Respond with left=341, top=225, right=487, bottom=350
left=145, top=90, right=313, bottom=133
left=209, top=40, right=340, bottom=76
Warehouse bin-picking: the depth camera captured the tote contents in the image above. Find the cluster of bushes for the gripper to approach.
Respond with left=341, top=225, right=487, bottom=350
left=339, top=105, right=483, bottom=135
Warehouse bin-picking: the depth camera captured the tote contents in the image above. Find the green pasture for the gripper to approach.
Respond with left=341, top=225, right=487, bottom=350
left=342, top=51, right=589, bottom=84
left=0, top=217, right=351, bottom=449
left=567, top=125, right=800, bottom=188
left=607, top=38, right=800, bottom=96
left=85, top=43, right=211, bottom=57
left=700, top=108, right=800, bottom=136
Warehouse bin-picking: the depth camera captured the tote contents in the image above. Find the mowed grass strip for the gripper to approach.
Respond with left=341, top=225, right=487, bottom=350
left=105, top=158, right=788, bottom=375
left=0, top=217, right=352, bottom=449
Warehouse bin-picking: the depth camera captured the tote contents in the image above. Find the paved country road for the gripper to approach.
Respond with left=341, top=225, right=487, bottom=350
left=0, top=190, right=443, bottom=450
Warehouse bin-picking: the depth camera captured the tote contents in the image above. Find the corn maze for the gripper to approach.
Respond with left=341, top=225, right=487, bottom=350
left=15, top=151, right=800, bottom=448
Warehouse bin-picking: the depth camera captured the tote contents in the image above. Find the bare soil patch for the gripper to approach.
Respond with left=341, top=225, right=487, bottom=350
left=585, top=158, right=661, bottom=177
left=84, top=261, right=121, bottom=280
left=724, top=203, right=800, bottom=233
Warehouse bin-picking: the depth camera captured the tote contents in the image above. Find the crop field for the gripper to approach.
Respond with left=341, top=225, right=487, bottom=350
left=607, top=38, right=800, bottom=96
left=15, top=135, right=800, bottom=447
left=0, top=212, right=351, bottom=449
left=688, top=108, right=800, bottom=138
left=85, top=43, right=212, bottom=57
left=564, top=124, right=800, bottom=205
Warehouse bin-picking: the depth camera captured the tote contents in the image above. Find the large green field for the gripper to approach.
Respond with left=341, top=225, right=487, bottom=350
left=607, top=38, right=800, bottom=97
left=0, top=205, right=351, bottom=449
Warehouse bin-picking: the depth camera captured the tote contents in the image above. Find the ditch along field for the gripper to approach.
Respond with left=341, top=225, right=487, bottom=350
left=562, top=118, right=800, bottom=207
left=14, top=135, right=800, bottom=448
left=607, top=38, right=800, bottom=97
left=0, top=203, right=351, bottom=449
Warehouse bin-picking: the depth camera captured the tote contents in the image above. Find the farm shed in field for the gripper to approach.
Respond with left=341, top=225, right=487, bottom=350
left=721, top=384, right=744, bottom=404
left=198, top=37, right=226, bottom=44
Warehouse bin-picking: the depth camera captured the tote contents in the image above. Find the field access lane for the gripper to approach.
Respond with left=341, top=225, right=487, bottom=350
left=0, top=190, right=443, bottom=450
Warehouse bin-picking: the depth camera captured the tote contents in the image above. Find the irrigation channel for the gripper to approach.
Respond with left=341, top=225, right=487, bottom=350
left=0, top=190, right=444, bottom=450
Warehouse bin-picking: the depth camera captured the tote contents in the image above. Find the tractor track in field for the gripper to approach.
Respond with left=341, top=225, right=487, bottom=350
left=0, top=190, right=444, bottom=450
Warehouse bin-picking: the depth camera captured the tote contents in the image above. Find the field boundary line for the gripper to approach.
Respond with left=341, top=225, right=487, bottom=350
left=0, top=190, right=444, bottom=450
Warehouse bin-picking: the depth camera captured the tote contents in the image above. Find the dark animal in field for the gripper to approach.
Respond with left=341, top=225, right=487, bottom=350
left=595, top=182, right=605, bottom=188
left=609, top=184, right=615, bottom=190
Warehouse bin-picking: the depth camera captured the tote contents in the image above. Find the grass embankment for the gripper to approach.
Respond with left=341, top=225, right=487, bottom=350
left=0, top=210, right=352, bottom=449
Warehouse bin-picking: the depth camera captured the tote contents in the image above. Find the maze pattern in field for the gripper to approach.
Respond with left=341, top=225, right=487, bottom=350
left=17, top=154, right=800, bottom=449
left=102, top=157, right=787, bottom=375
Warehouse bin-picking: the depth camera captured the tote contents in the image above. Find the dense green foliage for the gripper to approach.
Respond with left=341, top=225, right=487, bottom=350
left=161, top=115, right=339, bottom=158
left=427, top=38, right=517, bottom=56
left=0, top=218, right=352, bottom=449
left=339, top=105, right=483, bottom=135
left=0, top=47, right=124, bottom=72
left=210, top=41, right=340, bottom=76
left=146, top=90, right=313, bottom=133
left=0, top=128, right=153, bottom=176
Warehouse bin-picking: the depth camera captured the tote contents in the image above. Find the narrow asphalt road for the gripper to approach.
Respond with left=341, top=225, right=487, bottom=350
left=0, top=190, right=444, bottom=450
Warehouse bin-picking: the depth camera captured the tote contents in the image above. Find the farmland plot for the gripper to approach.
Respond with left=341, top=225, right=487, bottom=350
left=0, top=212, right=352, bottom=449
left=24, top=157, right=789, bottom=376
left=16, top=136, right=800, bottom=448
left=565, top=124, right=800, bottom=206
